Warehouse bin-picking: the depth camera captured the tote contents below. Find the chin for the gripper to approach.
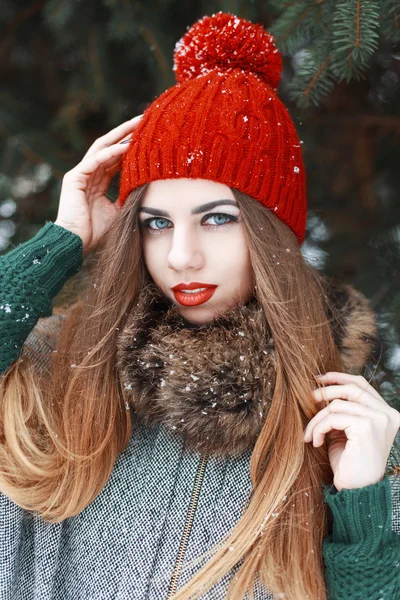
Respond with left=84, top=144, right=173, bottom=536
left=177, top=302, right=234, bottom=327
left=178, top=308, right=215, bottom=327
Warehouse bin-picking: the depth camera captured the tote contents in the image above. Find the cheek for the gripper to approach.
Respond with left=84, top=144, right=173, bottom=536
left=142, top=239, right=163, bottom=277
left=232, top=233, right=253, bottom=289
left=227, top=229, right=250, bottom=264
left=209, top=229, right=252, bottom=280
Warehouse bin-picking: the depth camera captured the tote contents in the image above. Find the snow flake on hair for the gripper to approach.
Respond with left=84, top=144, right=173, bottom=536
left=173, top=11, right=283, bottom=92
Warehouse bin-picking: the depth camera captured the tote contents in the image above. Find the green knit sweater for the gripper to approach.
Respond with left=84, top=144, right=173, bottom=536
left=0, top=221, right=399, bottom=600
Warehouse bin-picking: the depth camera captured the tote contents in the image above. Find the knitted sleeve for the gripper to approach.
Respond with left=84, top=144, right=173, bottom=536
left=0, top=221, right=83, bottom=374
left=322, top=453, right=400, bottom=600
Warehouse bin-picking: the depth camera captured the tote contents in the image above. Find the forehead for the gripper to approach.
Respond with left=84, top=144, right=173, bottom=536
left=141, top=178, right=236, bottom=208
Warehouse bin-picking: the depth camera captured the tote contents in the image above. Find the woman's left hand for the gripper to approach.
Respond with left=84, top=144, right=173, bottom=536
left=304, top=372, right=400, bottom=492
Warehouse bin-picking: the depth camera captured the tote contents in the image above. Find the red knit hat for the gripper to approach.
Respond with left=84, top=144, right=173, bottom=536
left=118, top=12, right=307, bottom=244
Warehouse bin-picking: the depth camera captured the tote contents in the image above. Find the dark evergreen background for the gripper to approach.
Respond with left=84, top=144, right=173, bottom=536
left=0, top=0, right=399, bottom=409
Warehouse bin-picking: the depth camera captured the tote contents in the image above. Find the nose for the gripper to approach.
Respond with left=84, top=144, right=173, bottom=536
left=167, top=225, right=204, bottom=272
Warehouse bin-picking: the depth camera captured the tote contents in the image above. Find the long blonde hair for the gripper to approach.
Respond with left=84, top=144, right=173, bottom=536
left=0, top=184, right=342, bottom=600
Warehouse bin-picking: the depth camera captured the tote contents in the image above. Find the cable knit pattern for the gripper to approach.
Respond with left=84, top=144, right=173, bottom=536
left=0, top=223, right=399, bottom=599
left=323, top=475, right=400, bottom=599
left=0, top=221, right=82, bottom=373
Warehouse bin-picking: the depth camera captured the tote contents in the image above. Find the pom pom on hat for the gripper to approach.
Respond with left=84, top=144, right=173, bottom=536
left=173, top=11, right=283, bottom=92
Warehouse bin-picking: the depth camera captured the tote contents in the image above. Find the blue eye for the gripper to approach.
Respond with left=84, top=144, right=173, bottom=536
left=145, top=217, right=170, bottom=231
left=207, top=214, right=232, bottom=226
left=140, top=212, right=238, bottom=234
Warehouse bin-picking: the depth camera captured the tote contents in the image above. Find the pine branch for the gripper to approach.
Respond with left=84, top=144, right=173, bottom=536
left=331, top=0, right=380, bottom=83
left=266, top=0, right=299, bottom=16
left=267, top=0, right=400, bottom=106
left=286, top=32, right=337, bottom=108
left=268, top=1, right=324, bottom=56
left=380, top=0, right=400, bottom=43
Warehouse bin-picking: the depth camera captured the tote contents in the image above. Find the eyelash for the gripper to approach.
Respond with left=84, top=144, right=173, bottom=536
left=140, top=212, right=239, bottom=235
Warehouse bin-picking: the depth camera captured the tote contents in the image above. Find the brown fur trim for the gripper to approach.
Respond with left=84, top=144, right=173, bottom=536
left=321, top=277, right=378, bottom=373
left=116, top=283, right=275, bottom=457
left=116, top=277, right=377, bottom=457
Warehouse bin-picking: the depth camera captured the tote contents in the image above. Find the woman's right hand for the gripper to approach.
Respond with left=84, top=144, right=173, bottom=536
left=55, top=114, right=143, bottom=255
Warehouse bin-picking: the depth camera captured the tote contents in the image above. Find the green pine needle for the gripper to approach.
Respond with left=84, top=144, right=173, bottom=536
left=380, top=0, right=400, bottom=43
left=286, top=33, right=337, bottom=109
left=267, top=0, right=400, bottom=106
left=268, top=1, right=322, bottom=57
left=330, top=0, right=380, bottom=82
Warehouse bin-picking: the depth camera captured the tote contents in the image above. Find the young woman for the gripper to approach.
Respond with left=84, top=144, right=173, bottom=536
left=0, top=12, right=399, bottom=600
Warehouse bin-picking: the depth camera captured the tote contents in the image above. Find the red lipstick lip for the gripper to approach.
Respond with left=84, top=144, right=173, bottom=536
left=173, top=286, right=217, bottom=307
left=171, top=282, right=217, bottom=291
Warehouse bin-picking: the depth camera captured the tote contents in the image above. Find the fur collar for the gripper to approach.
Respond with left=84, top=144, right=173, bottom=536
left=115, top=276, right=377, bottom=457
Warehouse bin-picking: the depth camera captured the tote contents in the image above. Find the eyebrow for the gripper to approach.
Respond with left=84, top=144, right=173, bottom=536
left=139, top=199, right=238, bottom=217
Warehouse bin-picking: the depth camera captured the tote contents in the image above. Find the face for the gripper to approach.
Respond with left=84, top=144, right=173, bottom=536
left=139, top=178, right=254, bottom=325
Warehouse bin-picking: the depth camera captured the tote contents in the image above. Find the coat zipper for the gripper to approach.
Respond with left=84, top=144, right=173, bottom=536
left=166, top=453, right=209, bottom=598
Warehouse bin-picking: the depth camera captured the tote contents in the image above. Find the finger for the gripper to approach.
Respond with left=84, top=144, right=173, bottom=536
left=105, top=162, right=123, bottom=179
left=82, top=115, right=143, bottom=159
left=94, top=140, right=129, bottom=173
left=315, top=372, right=382, bottom=401
left=118, top=136, right=133, bottom=145
left=313, top=383, right=389, bottom=411
left=84, top=150, right=125, bottom=200
left=99, top=154, right=127, bottom=187
left=101, top=152, right=125, bottom=173
left=74, top=144, right=129, bottom=178
left=304, top=399, right=384, bottom=442
left=84, top=152, right=117, bottom=195
left=88, top=165, right=120, bottom=200
left=92, top=115, right=141, bottom=148
left=91, top=193, right=120, bottom=220
left=308, top=414, right=370, bottom=447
